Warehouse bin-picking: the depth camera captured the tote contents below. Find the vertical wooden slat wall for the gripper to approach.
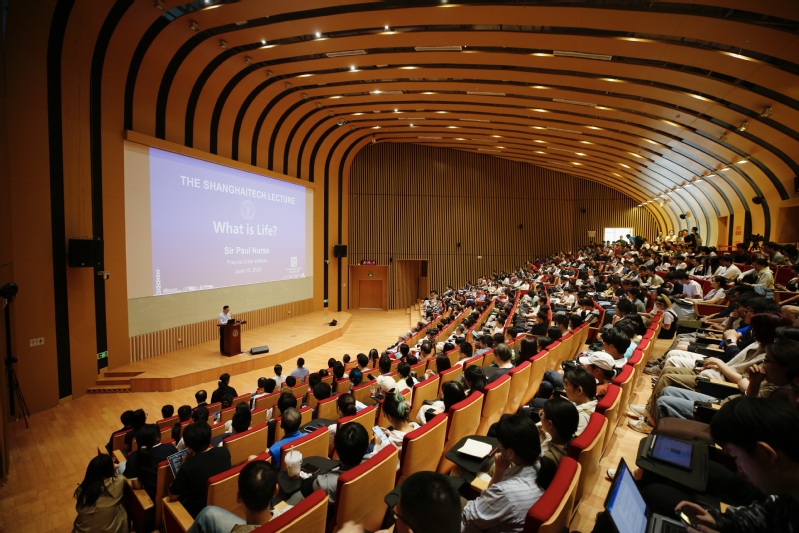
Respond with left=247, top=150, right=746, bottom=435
left=349, top=144, right=658, bottom=309
left=127, top=299, right=314, bottom=361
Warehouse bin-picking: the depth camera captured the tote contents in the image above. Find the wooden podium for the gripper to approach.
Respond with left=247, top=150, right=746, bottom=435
left=219, top=322, right=242, bottom=356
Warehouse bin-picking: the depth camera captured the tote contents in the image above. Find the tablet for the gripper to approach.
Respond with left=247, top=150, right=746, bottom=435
left=650, top=435, right=693, bottom=470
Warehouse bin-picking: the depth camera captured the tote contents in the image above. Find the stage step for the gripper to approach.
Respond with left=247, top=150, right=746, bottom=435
left=87, top=384, right=131, bottom=394
left=101, top=371, right=143, bottom=378
left=95, top=377, right=133, bottom=386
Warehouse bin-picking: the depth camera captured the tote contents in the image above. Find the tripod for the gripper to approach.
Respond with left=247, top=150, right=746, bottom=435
left=2, top=283, right=28, bottom=428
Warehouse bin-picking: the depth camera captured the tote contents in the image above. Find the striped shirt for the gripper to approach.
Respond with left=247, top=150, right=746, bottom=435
left=462, top=464, right=544, bottom=533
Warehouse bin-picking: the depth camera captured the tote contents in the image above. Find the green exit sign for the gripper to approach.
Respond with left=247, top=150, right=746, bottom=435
left=368, top=273, right=374, bottom=277
left=97, top=351, right=108, bottom=360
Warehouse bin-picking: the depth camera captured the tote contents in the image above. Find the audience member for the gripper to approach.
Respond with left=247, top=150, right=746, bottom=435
left=187, top=461, right=278, bottom=533
left=210, top=373, right=238, bottom=405
left=268, top=408, right=303, bottom=468
left=73, top=454, right=127, bottom=533
left=169, top=421, right=232, bottom=518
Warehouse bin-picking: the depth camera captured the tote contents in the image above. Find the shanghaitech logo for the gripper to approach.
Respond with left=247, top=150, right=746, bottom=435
left=290, top=257, right=297, bottom=267
left=240, top=200, right=256, bottom=221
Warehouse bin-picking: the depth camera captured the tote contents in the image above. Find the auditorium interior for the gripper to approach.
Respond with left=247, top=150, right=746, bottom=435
left=1, top=1, right=798, bottom=531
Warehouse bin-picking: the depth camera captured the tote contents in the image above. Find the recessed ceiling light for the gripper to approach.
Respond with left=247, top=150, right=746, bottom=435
left=531, top=108, right=548, bottom=113
left=261, top=39, right=266, bottom=45
left=534, top=140, right=546, bottom=143
left=384, top=25, right=390, bottom=30
left=531, top=53, right=553, bottom=57
left=576, top=152, right=586, bottom=156
left=585, top=126, right=602, bottom=130
left=350, top=65, right=357, bottom=71
left=315, top=32, right=322, bottom=38
left=580, top=141, right=593, bottom=144
left=447, top=126, right=458, bottom=129
left=372, top=126, right=381, bottom=129
left=572, top=162, right=582, bottom=165
left=619, top=163, right=631, bottom=169
left=491, top=135, right=502, bottom=138
left=531, top=126, right=546, bottom=130
left=531, top=85, right=548, bottom=89
left=534, top=151, right=546, bottom=154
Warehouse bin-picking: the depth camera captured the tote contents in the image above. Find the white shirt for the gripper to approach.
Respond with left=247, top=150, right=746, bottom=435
left=722, top=264, right=742, bottom=280
left=218, top=311, right=232, bottom=325
left=462, top=464, right=544, bottom=533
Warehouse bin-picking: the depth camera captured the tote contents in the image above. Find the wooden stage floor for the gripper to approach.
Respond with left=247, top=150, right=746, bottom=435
left=107, top=310, right=354, bottom=392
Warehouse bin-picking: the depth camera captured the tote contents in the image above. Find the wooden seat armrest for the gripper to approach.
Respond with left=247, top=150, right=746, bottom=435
left=113, top=450, right=127, bottom=464
left=162, top=497, right=194, bottom=533
left=125, top=479, right=154, bottom=510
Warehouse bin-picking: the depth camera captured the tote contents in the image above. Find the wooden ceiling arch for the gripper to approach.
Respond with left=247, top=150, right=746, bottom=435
left=69, top=0, right=799, bottom=241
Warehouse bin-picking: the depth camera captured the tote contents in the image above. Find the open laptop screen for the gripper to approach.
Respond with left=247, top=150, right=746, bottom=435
left=606, top=460, right=648, bottom=533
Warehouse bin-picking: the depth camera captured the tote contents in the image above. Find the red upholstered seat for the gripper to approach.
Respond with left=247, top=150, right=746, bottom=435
left=523, top=457, right=581, bottom=533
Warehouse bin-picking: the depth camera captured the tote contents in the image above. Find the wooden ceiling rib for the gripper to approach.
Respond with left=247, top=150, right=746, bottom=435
left=94, top=0, right=799, bottom=240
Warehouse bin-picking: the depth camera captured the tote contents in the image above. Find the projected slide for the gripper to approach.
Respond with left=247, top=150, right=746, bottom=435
left=149, top=148, right=307, bottom=296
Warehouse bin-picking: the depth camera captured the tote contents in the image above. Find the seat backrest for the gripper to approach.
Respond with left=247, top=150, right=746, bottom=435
left=219, top=406, right=236, bottom=425
left=206, top=451, right=271, bottom=518
left=316, top=393, right=342, bottom=421
left=156, top=416, right=178, bottom=431
left=503, top=361, right=532, bottom=415
left=521, top=351, right=549, bottom=407
left=337, top=405, right=377, bottom=433
left=154, top=460, right=174, bottom=530
left=252, top=489, right=328, bottom=533
left=279, top=428, right=330, bottom=471
left=211, top=420, right=227, bottom=439
left=611, top=365, right=635, bottom=411
left=254, top=392, right=280, bottom=411
left=557, top=333, right=574, bottom=366
left=476, top=374, right=511, bottom=436
left=545, top=341, right=563, bottom=371
left=251, top=407, right=268, bottom=428
left=626, top=348, right=645, bottom=386
left=351, top=381, right=375, bottom=405
left=408, top=375, right=440, bottom=422
left=595, top=384, right=622, bottom=450
left=567, top=413, right=607, bottom=505
left=233, top=393, right=252, bottom=406
left=331, top=445, right=399, bottom=532
left=398, top=413, right=447, bottom=485
left=463, top=353, right=484, bottom=369
left=334, top=377, right=351, bottom=393
left=437, top=365, right=463, bottom=396
left=223, top=423, right=268, bottom=466
left=437, top=391, right=484, bottom=474
left=110, top=429, right=132, bottom=453
left=523, top=457, right=581, bottom=533
left=206, top=402, right=222, bottom=416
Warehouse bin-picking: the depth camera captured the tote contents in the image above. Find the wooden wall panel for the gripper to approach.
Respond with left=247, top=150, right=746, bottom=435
left=349, top=143, right=658, bottom=306
left=128, top=299, right=313, bottom=361
left=394, top=260, right=422, bottom=309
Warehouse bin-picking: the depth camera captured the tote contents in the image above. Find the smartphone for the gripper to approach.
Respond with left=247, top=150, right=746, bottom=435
left=301, top=463, right=320, bottom=475
left=675, top=510, right=697, bottom=529
left=372, top=426, right=387, bottom=443
left=302, top=424, right=321, bottom=434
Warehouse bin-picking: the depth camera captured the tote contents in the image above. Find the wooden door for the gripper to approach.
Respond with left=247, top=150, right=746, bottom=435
left=359, top=280, right=384, bottom=309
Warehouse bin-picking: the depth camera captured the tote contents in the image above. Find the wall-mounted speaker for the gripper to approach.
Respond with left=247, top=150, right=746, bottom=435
left=68, top=238, right=104, bottom=268
left=752, top=196, right=765, bottom=205
left=679, top=214, right=687, bottom=220
left=333, top=244, right=348, bottom=258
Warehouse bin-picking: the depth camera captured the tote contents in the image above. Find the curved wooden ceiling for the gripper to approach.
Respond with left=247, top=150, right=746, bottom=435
left=98, top=0, right=799, bottom=237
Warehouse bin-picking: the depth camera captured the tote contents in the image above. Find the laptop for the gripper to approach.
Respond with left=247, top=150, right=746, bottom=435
left=605, top=458, right=686, bottom=533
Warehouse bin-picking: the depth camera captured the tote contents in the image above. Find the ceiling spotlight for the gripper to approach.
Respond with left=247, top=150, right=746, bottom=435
left=244, top=56, right=252, bottom=65
left=350, top=125, right=355, bottom=131
left=759, top=106, right=773, bottom=118
left=301, top=93, right=308, bottom=100
left=328, top=111, right=334, bottom=117
left=154, top=0, right=167, bottom=10
left=265, top=70, right=273, bottom=78
left=261, top=39, right=267, bottom=45
left=284, top=82, right=292, bottom=89
left=384, top=25, right=390, bottom=30
left=189, top=20, right=199, bottom=32
left=337, top=119, right=346, bottom=126
left=718, top=132, right=728, bottom=142
left=737, top=121, right=748, bottom=132
left=315, top=102, right=322, bottom=109
left=315, top=32, right=322, bottom=38
left=219, top=40, right=228, bottom=50
left=350, top=65, right=357, bottom=71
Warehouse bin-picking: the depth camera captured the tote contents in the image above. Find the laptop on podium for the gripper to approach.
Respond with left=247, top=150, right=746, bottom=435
left=605, top=458, right=686, bottom=533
